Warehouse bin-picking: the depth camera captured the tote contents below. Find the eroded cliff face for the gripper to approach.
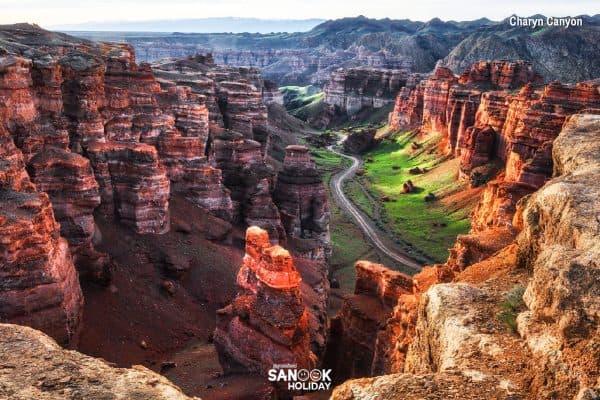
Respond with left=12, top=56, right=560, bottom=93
left=0, top=323, right=194, bottom=400
left=324, top=67, right=426, bottom=116
left=274, top=145, right=331, bottom=260
left=326, top=261, right=413, bottom=382
left=515, top=113, right=600, bottom=399
left=331, top=112, right=600, bottom=400
left=0, top=25, right=331, bottom=365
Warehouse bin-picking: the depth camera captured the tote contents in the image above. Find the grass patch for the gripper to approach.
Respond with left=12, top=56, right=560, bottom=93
left=497, top=286, right=526, bottom=333
left=305, top=143, right=374, bottom=294
left=362, top=130, right=473, bottom=262
left=280, top=85, right=325, bottom=121
left=343, top=179, right=375, bottom=219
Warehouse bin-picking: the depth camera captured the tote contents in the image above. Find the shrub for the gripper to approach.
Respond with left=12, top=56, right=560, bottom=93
left=497, top=286, right=526, bottom=333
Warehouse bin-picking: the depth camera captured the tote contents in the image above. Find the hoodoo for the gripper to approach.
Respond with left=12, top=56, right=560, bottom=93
left=214, top=226, right=315, bottom=375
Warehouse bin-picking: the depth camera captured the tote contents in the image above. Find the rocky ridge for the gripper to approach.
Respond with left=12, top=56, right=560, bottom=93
left=331, top=113, right=600, bottom=399
left=0, top=323, right=196, bottom=400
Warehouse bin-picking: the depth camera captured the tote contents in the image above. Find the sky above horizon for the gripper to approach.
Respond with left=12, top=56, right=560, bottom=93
left=0, top=0, right=597, bottom=28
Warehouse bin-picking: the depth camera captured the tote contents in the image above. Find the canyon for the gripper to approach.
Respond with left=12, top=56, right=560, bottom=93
left=74, top=15, right=600, bottom=86
left=0, top=17, right=599, bottom=400
left=0, top=23, right=330, bottom=400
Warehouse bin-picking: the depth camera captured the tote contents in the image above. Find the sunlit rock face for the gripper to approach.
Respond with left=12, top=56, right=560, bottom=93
left=213, top=226, right=315, bottom=376
left=273, top=145, right=331, bottom=260
left=326, top=261, right=413, bottom=382
left=516, top=113, right=600, bottom=399
left=332, top=112, right=600, bottom=400
left=0, top=119, right=83, bottom=345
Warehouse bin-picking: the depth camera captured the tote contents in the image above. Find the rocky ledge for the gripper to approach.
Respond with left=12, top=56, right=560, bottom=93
left=0, top=323, right=196, bottom=400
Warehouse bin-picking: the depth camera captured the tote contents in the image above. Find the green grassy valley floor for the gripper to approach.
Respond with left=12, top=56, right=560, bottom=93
left=310, top=147, right=382, bottom=296
left=353, top=130, right=480, bottom=263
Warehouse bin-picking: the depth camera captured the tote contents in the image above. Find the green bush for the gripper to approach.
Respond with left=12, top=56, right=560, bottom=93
left=497, top=286, right=526, bottom=333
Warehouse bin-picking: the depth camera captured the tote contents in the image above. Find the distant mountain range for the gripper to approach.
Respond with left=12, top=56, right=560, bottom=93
left=67, top=15, right=600, bottom=85
left=50, top=17, right=325, bottom=34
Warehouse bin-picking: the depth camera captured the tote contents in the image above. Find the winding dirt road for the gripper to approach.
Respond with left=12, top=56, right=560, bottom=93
left=328, top=145, right=422, bottom=270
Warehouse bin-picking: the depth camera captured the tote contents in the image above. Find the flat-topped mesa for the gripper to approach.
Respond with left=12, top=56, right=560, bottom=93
left=326, top=261, right=414, bottom=382
left=458, top=60, right=543, bottom=89
left=0, top=189, right=83, bottom=346
left=87, top=141, right=170, bottom=234
left=274, top=145, right=331, bottom=260
left=214, top=227, right=314, bottom=377
left=324, top=67, right=418, bottom=115
left=26, top=147, right=110, bottom=282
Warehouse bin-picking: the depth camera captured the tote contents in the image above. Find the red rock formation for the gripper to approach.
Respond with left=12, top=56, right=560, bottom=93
left=0, top=189, right=83, bottom=345
left=27, top=147, right=110, bottom=282
left=214, top=226, right=315, bottom=375
left=388, top=85, right=424, bottom=130
left=471, top=91, right=511, bottom=159
left=445, top=87, right=481, bottom=155
left=274, top=145, right=331, bottom=260
left=217, top=81, right=269, bottom=154
left=209, top=131, right=284, bottom=239
left=0, top=122, right=34, bottom=191
left=324, top=67, right=418, bottom=115
left=458, top=126, right=495, bottom=178
left=458, top=60, right=542, bottom=89
left=87, top=141, right=170, bottom=234
left=59, top=52, right=107, bottom=149
left=421, top=66, right=458, bottom=136
left=326, top=261, right=413, bottom=381
left=503, top=80, right=600, bottom=187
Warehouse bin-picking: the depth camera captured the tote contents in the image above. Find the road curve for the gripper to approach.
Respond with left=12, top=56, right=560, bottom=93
left=328, top=145, right=422, bottom=270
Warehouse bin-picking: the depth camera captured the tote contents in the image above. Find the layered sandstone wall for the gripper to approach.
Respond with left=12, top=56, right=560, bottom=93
left=324, top=67, right=427, bottom=116
left=273, top=145, right=331, bottom=260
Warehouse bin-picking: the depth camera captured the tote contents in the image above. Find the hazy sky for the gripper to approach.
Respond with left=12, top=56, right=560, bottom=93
left=0, top=0, right=597, bottom=27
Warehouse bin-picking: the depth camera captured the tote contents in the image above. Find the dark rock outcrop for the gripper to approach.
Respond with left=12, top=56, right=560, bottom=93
left=274, top=145, right=331, bottom=260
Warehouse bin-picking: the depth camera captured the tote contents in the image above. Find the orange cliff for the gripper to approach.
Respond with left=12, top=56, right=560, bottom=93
left=213, top=226, right=315, bottom=376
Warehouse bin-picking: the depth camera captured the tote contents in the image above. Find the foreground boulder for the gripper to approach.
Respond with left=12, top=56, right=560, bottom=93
left=0, top=323, right=196, bottom=400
